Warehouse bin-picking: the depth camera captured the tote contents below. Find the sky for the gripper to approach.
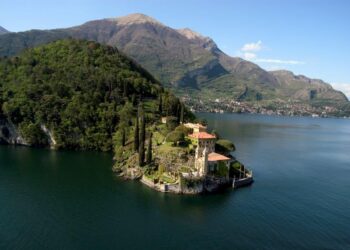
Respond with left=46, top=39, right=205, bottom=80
left=1, top=0, right=350, bottom=97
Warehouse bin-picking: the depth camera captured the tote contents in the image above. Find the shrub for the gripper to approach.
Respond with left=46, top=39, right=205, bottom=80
left=215, top=139, right=235, bottom=155
left=166, top=131, right=185, bottom=145
left=175, top=125, right=192, bottom=135
left=166, top=116, right=179, bottom=131
left=158, top=164, right=165, bottom=175
left=19, top=122, right=48, bottom=146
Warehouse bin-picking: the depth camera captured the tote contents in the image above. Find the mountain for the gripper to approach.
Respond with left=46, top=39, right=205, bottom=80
left=0, top=13, right=347, bottom=106
left=0, top=39, right=187, bottom=150
left=270, top=70, right=347, bottom=102
left=0, top=26, right=9, bottom=35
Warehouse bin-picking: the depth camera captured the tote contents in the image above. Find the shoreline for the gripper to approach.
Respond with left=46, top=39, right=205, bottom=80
left=117, top=168, right=254, bottom=195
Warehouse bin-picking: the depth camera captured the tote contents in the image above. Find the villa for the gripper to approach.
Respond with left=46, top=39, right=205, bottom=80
left=188, top=130, right=231, bottom=177
left=136, top=121, right=253, bottom=194
left=183, top=123, right=207, bottom=133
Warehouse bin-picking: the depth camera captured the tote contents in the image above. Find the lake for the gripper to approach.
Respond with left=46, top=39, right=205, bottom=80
left=1, top=113, right=350, bottom=249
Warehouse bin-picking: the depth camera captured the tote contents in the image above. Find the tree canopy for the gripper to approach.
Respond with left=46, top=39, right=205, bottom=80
left=215, top=139, right=236, bottom=155
left=0, top=39, right=164, bottom=150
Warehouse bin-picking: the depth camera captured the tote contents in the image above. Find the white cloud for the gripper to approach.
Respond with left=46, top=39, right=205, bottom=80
left=254, top=58, right=305, bottom=65
left=243, top=52, right=257, bottom=60
left=238, top=40, right=305, bottom=67
left=331, top=83, right=350, bottom=99
left=241, top=40, right=262, bottom=52
left=265, top=65, right=285, bottom=71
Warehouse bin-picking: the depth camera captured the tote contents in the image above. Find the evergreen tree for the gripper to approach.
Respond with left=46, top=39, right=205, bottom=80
left=133, top=116, right=139, bottom=151
left=131, top=94, right=136, bottom=106
left=180, top=103, right=184, bottom=124
left=176, top=103, right=180, bottom=122
left=139, top=104, right=146, bottom=145
left=138, top=103, right=146, bottom=166
left=158, top=94, right=163, bottom=114
left=146, top=132, right=153, bottom=165
left=139, top=139, right=145, bottom=167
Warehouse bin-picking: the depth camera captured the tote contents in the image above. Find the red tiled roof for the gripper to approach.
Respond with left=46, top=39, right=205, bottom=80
left=188, top=132, right=216, bottom=139
left=208, top=152, right=230, bottom=162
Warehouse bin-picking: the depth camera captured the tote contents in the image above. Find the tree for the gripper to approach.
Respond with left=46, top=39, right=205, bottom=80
left=138, top=103, right=146, bottom=166
left=158, top=94, right=162, bottom=114
left=166, top=116, right=179, bottom=132
left=19, top=122, right=48, bottom=146
left=166, top=131, right=185, bottom=145
left=139, top=104, right=146, bottom=145
left=131, top=94, right=136, bottom=106
left=133, top=116, right=139, bottom=151
left=180, top=103, right=184, bottom=124
left=139, top=139, right=145, bottom=166
left=119, top=102, right=133, bottom=143
left=211, top=129, right=220, bottom=139
left=0, top=39, right=192, bottom=152
left=215, top=139, right=236, bottom=155
left=175, top=125, right=192, bottom=135
left=146, top=132, right=153, bottom=165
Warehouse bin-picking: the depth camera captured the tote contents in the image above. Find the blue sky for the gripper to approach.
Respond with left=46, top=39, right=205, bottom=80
left=1, top=0, right=350, bottom=97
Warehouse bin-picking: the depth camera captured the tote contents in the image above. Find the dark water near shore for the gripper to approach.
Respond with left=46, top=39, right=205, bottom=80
left=1, top=114, right=350, bottom=250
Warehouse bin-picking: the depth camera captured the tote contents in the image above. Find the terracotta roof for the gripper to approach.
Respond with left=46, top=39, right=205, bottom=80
left=208, top=152, right=230, bottom=162
left=188, top=132, right=216, bottom=139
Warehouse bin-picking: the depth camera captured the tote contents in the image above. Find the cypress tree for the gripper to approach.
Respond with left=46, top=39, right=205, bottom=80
left=133, top=116, right=139, bottom=151
left=176, top=103, right=180, bottom=121
left=158, top=94, right=163, bottom=114
left=139, top=139, right=145, bottom=167
left=146, top=132, right=153, bottom=165
left=180, top=103, right=184, bottom=124
left=139, top=105, right=146, bottom=145
left=138, top=103, right=146, bottom=166
left=131, top=94, right=136, bottom=106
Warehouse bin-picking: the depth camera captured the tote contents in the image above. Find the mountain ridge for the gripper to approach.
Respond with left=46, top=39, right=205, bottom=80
left=0, top=13, right=347, bottom=105
left=0, top=26, right=9, bottom=35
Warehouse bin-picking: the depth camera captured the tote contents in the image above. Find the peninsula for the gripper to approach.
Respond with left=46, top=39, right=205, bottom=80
left=113, top=106, right=253, bottom=194
left=0, top=39, right=252, bottom=194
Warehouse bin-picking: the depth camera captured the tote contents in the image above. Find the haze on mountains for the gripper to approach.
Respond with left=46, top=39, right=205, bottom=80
left=0, top=13, right=347, bottom=105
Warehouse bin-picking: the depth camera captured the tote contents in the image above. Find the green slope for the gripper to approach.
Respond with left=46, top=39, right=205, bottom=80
left=0, top=39, right=189, bottom=150
left=0, top=14, right=347, bottom=107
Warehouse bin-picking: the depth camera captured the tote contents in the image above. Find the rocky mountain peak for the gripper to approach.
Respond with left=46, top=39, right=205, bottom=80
left=177, top=28, right=217, bottom=51
left=177, top=28, right=206, bottom=40
left=110, top=13, right=163, bottom=26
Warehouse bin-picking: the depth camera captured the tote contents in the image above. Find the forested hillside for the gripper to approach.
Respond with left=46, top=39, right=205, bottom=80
left=0, top=39, right=190, bottom=150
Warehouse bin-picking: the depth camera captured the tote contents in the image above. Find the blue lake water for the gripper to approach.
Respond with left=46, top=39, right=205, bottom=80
left=1, top=113, right=350, bottom=249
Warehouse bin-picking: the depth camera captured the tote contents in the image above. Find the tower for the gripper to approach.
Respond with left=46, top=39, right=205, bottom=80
left=195, top=146, right=208, bottom=177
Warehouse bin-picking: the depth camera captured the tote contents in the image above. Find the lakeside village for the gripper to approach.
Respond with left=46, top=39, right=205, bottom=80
left=183, top=96, right=349, bottom=118
left=113, top=103, right=253, bottom=194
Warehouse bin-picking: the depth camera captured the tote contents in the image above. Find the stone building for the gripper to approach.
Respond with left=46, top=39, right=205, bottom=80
left=183, top=123, right=207, bottom=133
left=189, top=131, right=230, bottom=177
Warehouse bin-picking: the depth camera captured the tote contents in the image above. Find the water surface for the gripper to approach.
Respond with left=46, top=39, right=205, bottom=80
left=1, top=113, right=350, bottom=249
